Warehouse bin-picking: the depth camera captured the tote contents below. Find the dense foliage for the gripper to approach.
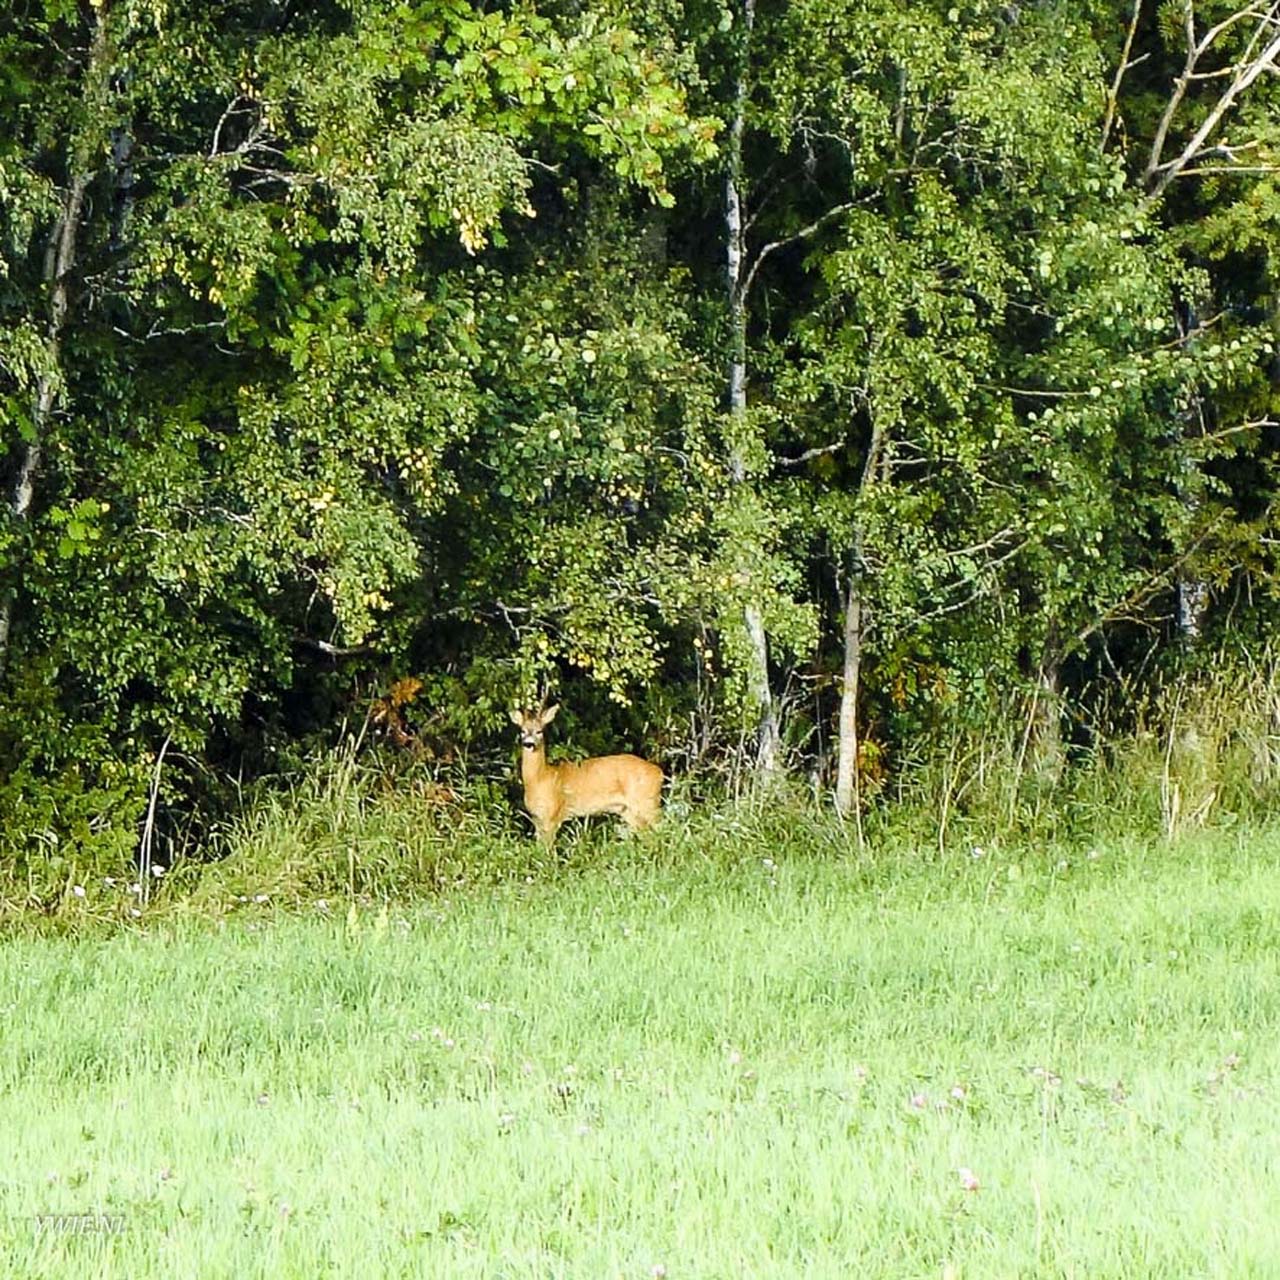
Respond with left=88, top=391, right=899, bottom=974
left=1, top=0, right=1278, bottom=866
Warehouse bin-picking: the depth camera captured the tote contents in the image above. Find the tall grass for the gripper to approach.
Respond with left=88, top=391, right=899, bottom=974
left=4, top=647, right=1278, bottom=924
left=879, top=647, right=1280, bottom=853
left=1, top=825, right=1278, bottom=1276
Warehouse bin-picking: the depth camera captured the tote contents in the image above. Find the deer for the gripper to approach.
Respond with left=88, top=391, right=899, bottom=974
left=509, top=704, right=663, bottom=847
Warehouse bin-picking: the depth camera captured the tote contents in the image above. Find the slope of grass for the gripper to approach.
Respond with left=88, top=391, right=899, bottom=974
left=1, top=823, right=1278, bottom=1277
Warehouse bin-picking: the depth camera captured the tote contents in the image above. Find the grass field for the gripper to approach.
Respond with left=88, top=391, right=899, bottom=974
left=2, top=820, right=1278, bottom=1278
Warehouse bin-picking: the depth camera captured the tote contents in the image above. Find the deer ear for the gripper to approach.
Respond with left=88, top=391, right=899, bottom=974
left=508, top=708, right=524, bottom=726
left=542, top=703, right=560, bottom=724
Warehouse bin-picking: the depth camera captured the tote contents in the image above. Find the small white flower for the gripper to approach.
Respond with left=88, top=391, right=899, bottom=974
left=957, top=1166, right=980, bottom=1192
left=971, top=845, right=985, bottom=859
left=72, top=885, right=85, bottom=898
left=150, top=864, right=166, bottom=877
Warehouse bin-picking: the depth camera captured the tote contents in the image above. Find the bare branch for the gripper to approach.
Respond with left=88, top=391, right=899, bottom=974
left=113, top=319, right=228, bottom=343
left=210, top=96, right=253, bottom=158
left=776, top=440, right=846, bottom=468
left=740, top=158, right=791, bottom=235
left=294, top=636, right=379, bottom=659
left=944, top=529, right=1024, bottom=561
left=1145, top=1, right=1280, bottom=197
left=739, top=201, right=857, bottom=303
left=1178, top=164, right=1280, bottom=177
left=207, top=505, right=255, bottom=528
left=976, top=381, right=1097, bottom=399
left=1145, top=8, right=1200, bottom=185
left=1193, top=416, right=1279, bottom=442
left=1102, top=0, right=1144, bottom=152
left=1075, top=515, right=1231, bottom=648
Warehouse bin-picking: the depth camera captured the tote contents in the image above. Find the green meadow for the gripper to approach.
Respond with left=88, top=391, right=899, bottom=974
left=2, top=818, right=1278, bottom=1278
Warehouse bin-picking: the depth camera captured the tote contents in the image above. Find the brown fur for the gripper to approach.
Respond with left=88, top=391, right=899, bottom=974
left=509, top=705, right=663, bottom=847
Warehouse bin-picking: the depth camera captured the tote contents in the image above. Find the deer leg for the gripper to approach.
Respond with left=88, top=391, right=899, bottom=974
left=623, top=808, right=658, bottom=833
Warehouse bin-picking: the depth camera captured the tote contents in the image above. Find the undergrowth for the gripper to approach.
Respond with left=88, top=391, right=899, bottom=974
left=3, top=652, right=1278, bottom=924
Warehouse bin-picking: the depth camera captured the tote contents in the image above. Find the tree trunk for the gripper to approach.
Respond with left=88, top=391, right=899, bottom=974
left=0, top=13, right=108, bottom=678
left=0, top=171, right=92, bottom=674
left=1173, top=303, right=1209, bottom=644
left=833, top=418, right=884, bottom=816
left=833, top=563, right=862, bottom=818
left=1025, top=649, right=1065, bottom=784
left=724, top=0, right=779, bottom=779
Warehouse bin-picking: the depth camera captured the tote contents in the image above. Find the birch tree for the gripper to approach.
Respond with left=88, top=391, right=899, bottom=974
left=722, top=0, right=781, bottom=778
left=1124, top=0, right=1280, bottom=642
left=759, top=0, right=1271, bottom=808
left=0, top=4, right=114, bottom=676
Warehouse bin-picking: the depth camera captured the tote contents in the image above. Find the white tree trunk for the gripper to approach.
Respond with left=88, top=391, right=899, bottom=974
left=724, top=0, right=779, bottom=779
left=1173, top=305, right=1210, bottom=643
left=0, top=14, right=107, bottom=677
left=833, top=568, right=862, bottom=816
left=833, top=421, right=883, bottom=815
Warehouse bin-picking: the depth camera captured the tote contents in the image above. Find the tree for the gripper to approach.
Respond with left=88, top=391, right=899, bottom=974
left=0, top=0, right=715, bottom=864
left=733, top=0, right=1274, bottom=805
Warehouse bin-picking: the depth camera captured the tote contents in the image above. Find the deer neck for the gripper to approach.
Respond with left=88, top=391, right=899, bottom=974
left=521, top=742, right=554, bottom=787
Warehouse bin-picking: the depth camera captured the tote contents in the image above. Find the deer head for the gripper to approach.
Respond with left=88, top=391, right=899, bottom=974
left=508, top=703, right=559, bottom=752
